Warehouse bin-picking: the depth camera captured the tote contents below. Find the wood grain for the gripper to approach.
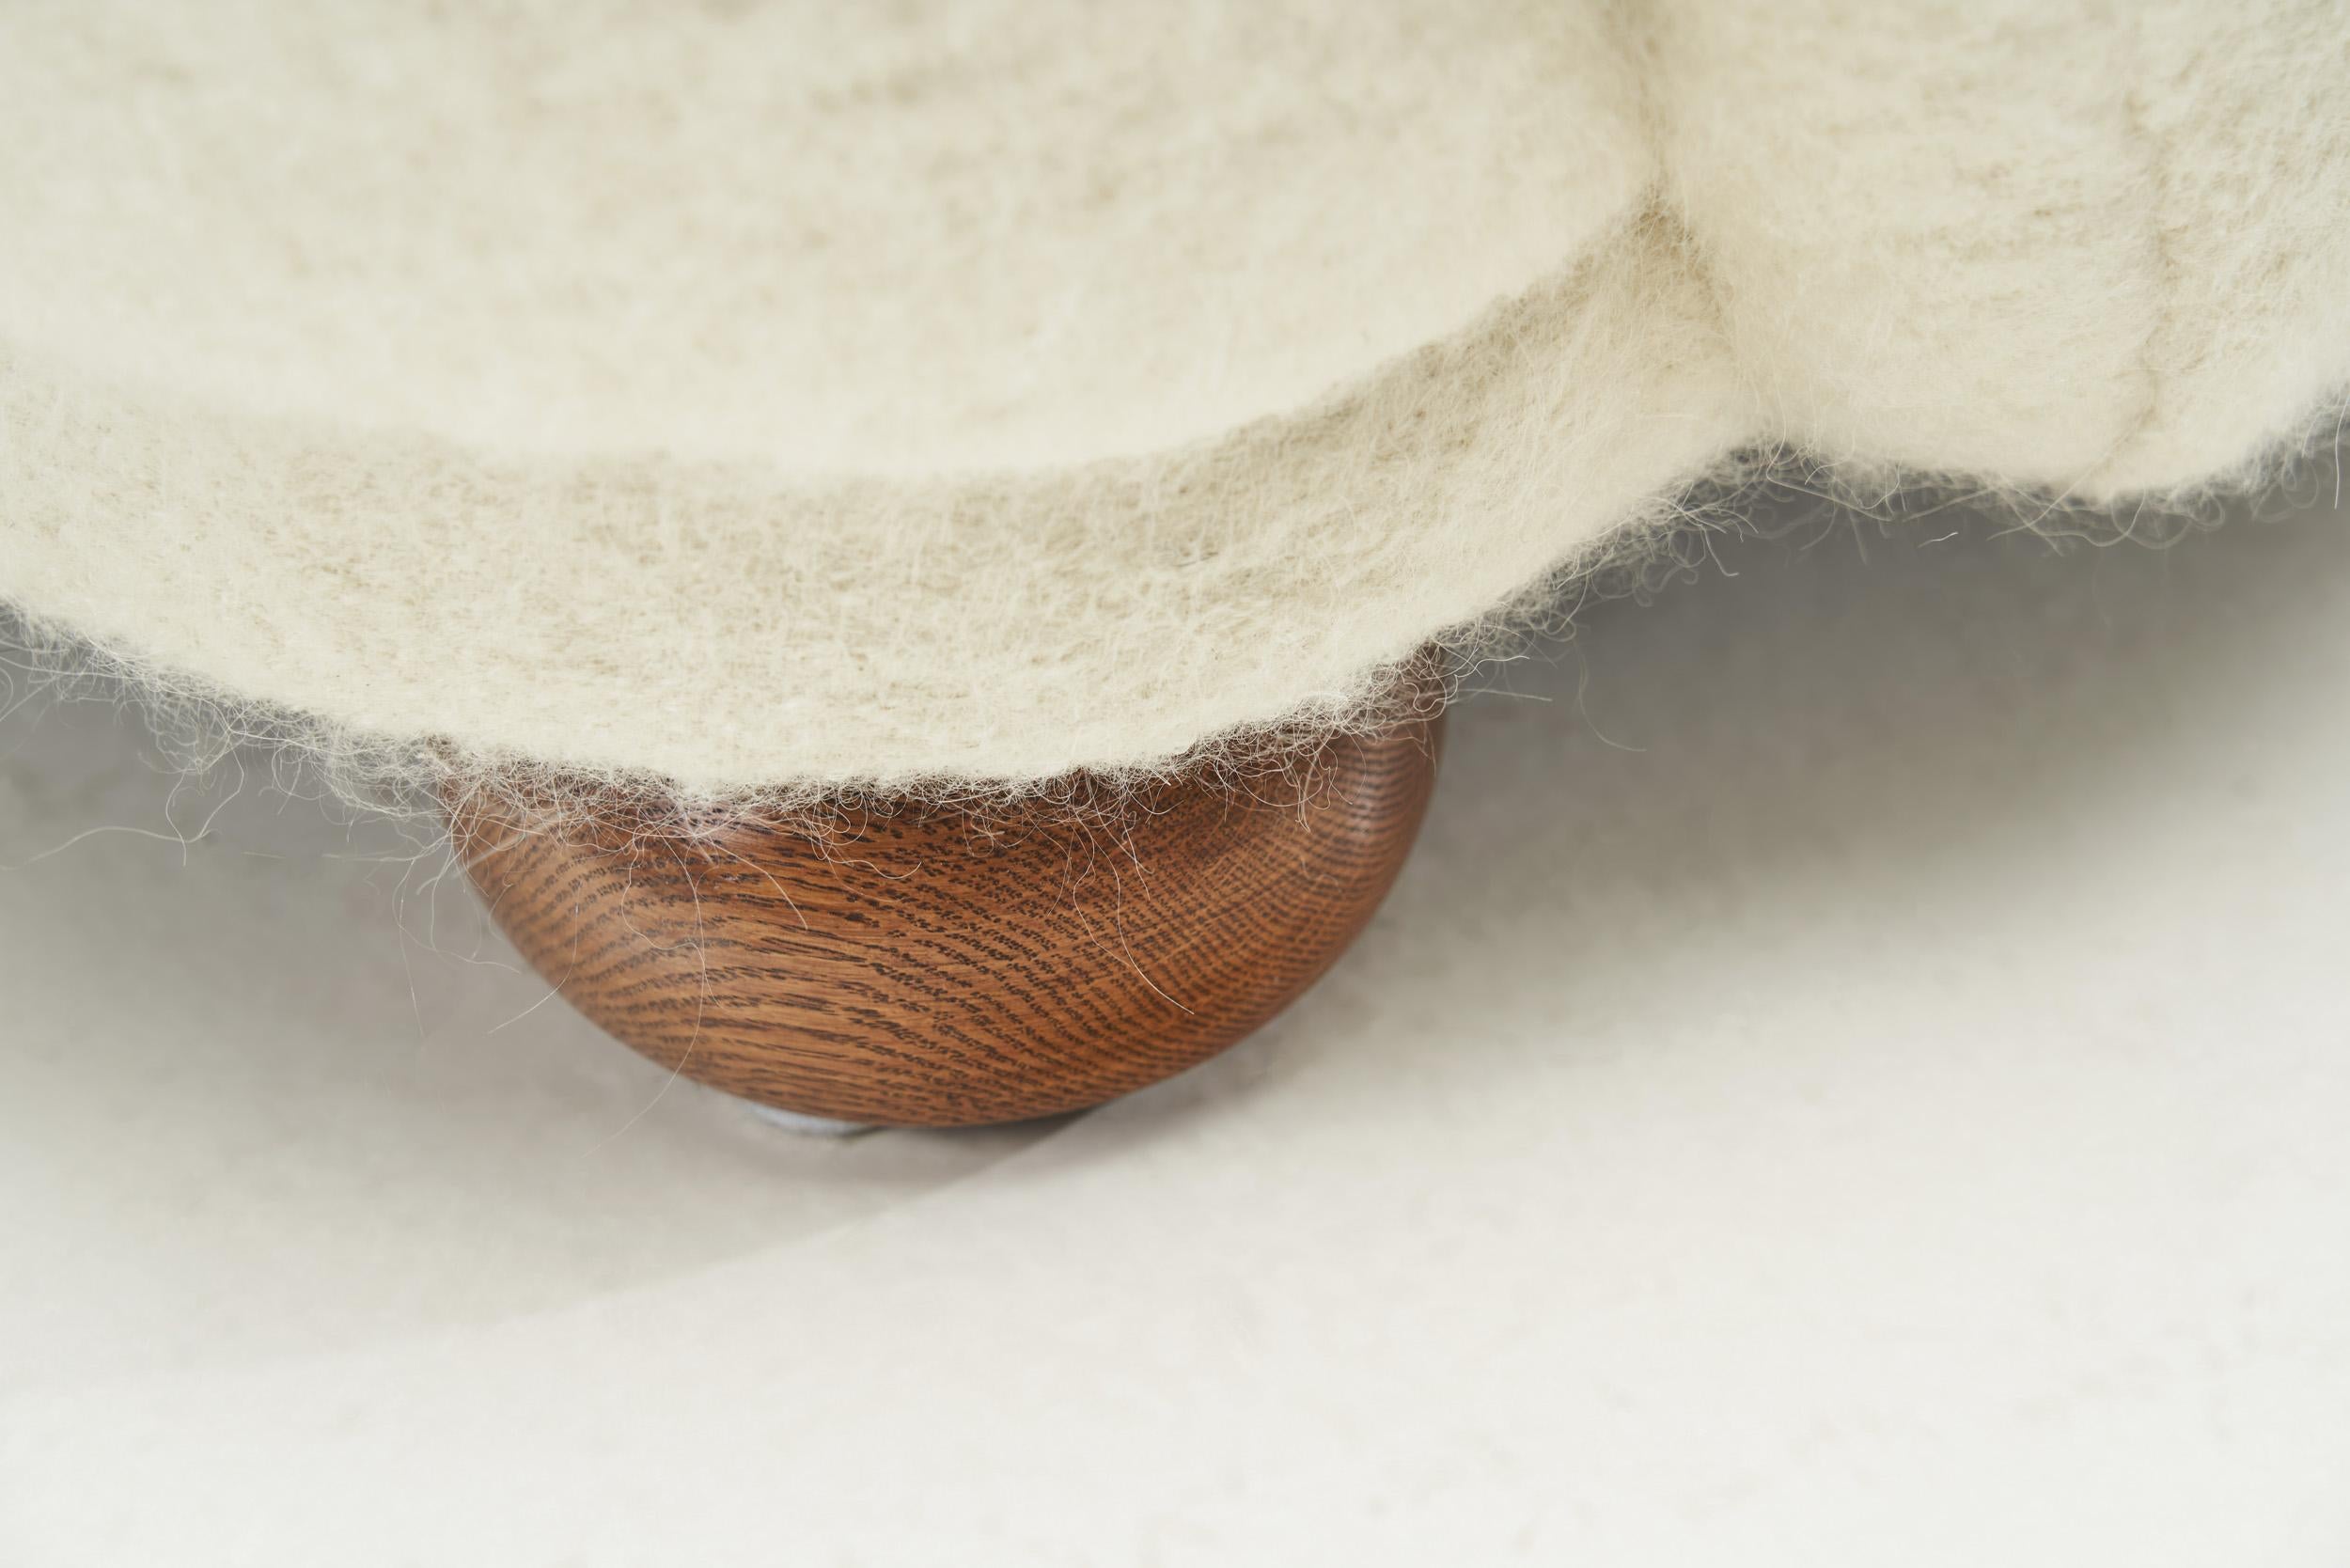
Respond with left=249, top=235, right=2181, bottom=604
left=448, top=713, right=1442, bottom=1126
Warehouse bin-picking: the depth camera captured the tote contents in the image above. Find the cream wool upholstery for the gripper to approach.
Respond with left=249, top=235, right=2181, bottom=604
left=4, top=0, right=2348, bottom=798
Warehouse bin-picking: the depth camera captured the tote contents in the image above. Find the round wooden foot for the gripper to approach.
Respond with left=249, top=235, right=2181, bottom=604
left=448, top=713, right=1441, bottom=1126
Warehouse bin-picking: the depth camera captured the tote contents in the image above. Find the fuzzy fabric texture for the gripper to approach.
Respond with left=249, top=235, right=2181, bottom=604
left=3, top=0, right=2348, bottom=801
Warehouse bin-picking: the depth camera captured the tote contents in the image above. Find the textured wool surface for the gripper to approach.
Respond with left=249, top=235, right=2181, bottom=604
left=4, top=0, right=2349, bottom=800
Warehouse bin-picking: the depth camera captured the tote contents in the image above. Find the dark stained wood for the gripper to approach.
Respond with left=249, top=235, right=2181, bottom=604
left=447, top=711, right=1443, bottom=1127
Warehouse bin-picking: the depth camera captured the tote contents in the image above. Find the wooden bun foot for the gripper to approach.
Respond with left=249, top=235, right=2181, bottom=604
left=448, top=713, right=1441, bottom=1127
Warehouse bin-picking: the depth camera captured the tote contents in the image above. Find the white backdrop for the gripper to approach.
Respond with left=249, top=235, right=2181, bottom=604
left=6, top=485, right=2348, bottom=1564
